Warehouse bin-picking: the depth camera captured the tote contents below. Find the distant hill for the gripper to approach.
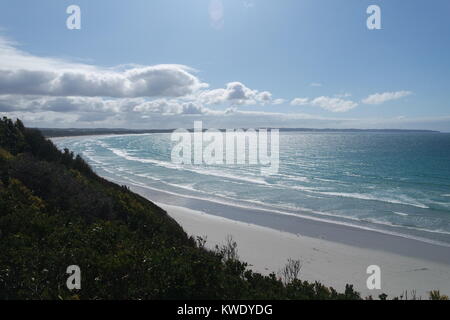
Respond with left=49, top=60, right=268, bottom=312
left=38, top=128, right=174, bottom=137
left=39, top=127, right=439, bottom=138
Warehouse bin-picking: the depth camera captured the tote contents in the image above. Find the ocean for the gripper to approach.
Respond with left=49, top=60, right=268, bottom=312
left=53, top=132, right=450, bottom=247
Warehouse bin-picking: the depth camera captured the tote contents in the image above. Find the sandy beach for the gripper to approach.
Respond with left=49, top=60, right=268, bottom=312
left=157, top=202, right=450, bottom=299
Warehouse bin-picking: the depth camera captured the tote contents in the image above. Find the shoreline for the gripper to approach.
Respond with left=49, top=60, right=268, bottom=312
left=113, top=182, right=450, bottom=298
left=158, top=202, right=450, bottom=298
left=122, top=182, right=450, bottom=265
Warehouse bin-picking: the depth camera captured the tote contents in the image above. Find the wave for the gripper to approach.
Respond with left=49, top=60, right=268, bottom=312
left=107, top=170, right=364, bottom=224
left=393, top=211, right=409, bottom=217
left=107, top=147, right=272, bottom=185
left=316, top=192, right=429, bottom=209
left=104, top=173, right=450, bottom=247
left=275, top=174, right=310, bottom=183
left=363, top=217, right=450, bottom=236
left=102, top=166, right=450, bottom=240
left=106, top=146, right=434, bottom=210
left=314, top=178, right=341, bottom=183
left=105, top=146, right=359, bottom=196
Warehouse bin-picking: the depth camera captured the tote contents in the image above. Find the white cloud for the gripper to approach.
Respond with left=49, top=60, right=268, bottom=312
left=133, top=99, right=212, bottom=115
left=290, top=98, right=309, bottom=106
left=0, top=36, right=96, bottom=73
left=291, top=96, right=358, bottom=112
left=0, top=65, right=207, bottom=98
left=310, top=82, right=322, bottom=87
left=0, top=35, right=207, bottom=98
left=362, top=91, right=412, bottom=105
left=0, top=94, right=216, bottom=117
left=132, top=99, right=185, bottom=115
left=273, top=98, right=285, bottom=105
left=226, top=81, right=254, bottom=101
left=310, top=96, right=358, bottom=112
left=197, top=82, right=278, bottom=106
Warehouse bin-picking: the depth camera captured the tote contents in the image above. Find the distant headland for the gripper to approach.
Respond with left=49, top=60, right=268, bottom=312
left=40, top=127, right=440, bottom=138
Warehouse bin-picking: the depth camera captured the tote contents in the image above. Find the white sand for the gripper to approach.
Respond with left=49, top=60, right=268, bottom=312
left=159, top=203, right=450, bottom=299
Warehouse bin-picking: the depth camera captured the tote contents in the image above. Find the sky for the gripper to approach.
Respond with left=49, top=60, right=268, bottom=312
left=0, top=0, right=449, bottom=130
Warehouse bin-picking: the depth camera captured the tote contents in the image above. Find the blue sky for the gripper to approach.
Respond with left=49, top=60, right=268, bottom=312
left=0, top=0, right=449, bottom=130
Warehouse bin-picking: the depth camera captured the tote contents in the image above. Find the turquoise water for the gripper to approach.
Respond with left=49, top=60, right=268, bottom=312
left=54, top=132, right=450, bottom=246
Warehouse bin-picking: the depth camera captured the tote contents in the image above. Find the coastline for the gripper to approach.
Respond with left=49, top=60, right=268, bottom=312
left=123, top=182, right=450, bottom=264
left=159, top=202, right=450, bottom=298
left=110, top=182, right=450, bottom=298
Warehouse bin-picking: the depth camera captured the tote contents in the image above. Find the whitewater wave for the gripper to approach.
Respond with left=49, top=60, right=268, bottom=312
left=103, top=173, right=450, bottom=247
left=105, top=146, right=433, bottom=210
left=316, top=192, right=429, bottom=209
left=393, top=212, right=409, bottom=217
left=102, top=167, right=450, bottom=241
left=363, top=217, right=450, bottom=236
left=276, top=174, right=310, bottom=183
left=107, top=147, right=273, bottom=185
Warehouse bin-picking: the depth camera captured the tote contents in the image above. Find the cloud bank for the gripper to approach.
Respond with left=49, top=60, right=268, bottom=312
left=0, top=65, right=209, bottom=98
left=0, top=34, right=432, bottom=129
left=0, top=34, right=286, bottom=124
